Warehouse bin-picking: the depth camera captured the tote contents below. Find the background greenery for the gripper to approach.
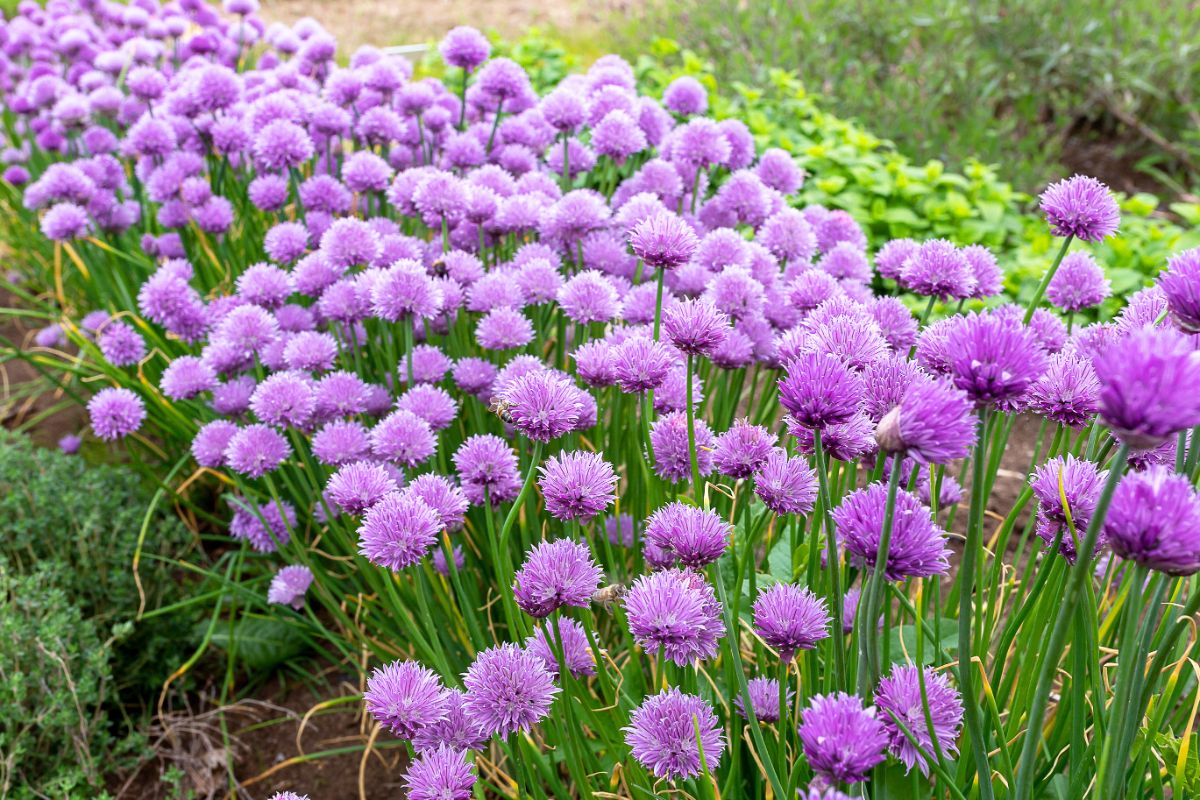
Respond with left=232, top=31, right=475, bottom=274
left=617, top=0, right=1200, bottom=196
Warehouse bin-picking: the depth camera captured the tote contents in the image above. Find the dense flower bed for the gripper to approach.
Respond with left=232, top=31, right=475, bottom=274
left=3, top=1, right=1200, bottom=799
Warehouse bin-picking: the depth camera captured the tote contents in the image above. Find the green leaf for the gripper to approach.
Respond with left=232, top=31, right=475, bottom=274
left=205, top=616, right=308, bottom=670
left=886, top=620, right=958, bottom=665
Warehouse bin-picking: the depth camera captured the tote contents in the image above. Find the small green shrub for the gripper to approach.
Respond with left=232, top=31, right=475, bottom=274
left=0, top=433, right=197, bottom=691
left=0, top=562, right=139, bottom=799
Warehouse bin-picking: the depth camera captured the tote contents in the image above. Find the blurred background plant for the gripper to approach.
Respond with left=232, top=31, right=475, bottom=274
left=616, top=0, right=1200, bottom=198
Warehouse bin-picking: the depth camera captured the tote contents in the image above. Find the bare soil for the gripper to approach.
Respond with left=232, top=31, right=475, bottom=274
left=258, top=0, right=628, bottom=56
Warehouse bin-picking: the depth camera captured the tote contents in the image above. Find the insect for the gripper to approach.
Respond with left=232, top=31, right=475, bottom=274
left=592, top=583, right=626, bottom=607
left=488, top=397, right=515, bottom=424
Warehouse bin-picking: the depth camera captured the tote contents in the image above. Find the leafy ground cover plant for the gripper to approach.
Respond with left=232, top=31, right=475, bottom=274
left=2, top=3, right=1200, bottom=799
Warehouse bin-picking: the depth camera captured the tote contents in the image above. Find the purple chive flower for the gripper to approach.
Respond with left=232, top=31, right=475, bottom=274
left=527, top=617, right=596, bottom=679
left=404, top=746, right=476, bottom=800
left=98, top=321, right=146, bottom=367
left=397, top=385, right=459, bottom=431
left=834, top=484, right=950, bottom=580
left=254, top=120, right=314, bottom=172
left=945, top=312, right=1047, bottom=407
left=734, top=677, right=791, bottom=723
left=613, top=336, right=675, bottom=394
left=229, top=500, right=296, bottom=553
left=538, top=450, right=618, bottom=523
left=755, top=148, right=805, bottom=194
left=752, top=582, right=831, bottom=662
left=753, top=448, right=819, bottom=515
left=875, top=665, right=964, bottom=775
left=962, top=244, right=1004, bottom=299
left=790, top=412, right=876, bottom=463
left=250, top=371, right=315, bottom=428
left=499, top=370, right=583, bottom=442
left=88, top=388, right=145, bottom=441
left=1106, top=466, right=1200, bottom=575
left=663, top=298, right=731, bottom=356
left=1046, top=251, right=1110, bottom=312
left=412, top=689, right=489, bottom=753
left=1159, top=248, right=1200, bottom=331
left=160, top=356, right=218, bottom=400
left=625, top=568, right=724, bottom=665
left=371, top=409, right=437, bottom=467
left=1095, top=326, right=1200, bottom=449
left=268, top=565, right=314, bottom=610
left=899, top=239, right=975, bottom=300
left=875, top=373, right=976, bottom=464
left=463, top=643, right=559, bottom=737
left=814, top=210, right=867, bottom=253
left=713, top=418, right=775, bottom=478
left=476, top=307, right=535, bottom=350
left=327, top=461, right=398, bottom=516
left=624, top=688, right=724, bottom=782
left=58, top=434, right=82, bottom=455
left=649, top=411, right=716, bottom=483
left=759, top=207, right=817, bottom=265
left=372, top=260, right=443, bottom=321
left=408, top=474, right=470, bottom=532
left=645, top=502, right=731, bottom=569
left=778, top=351, right=865, bottom=430
left=312, top=420, right=371, bottom=467
left=454, top=434, right=520, bottom=505
left=453, top=357, right=498, bottom=397
left=1025, top=349, right=1101, bottom=427
left=358, top=490, right=442, bottom=570
left=41, top=202, right=91, bottom=241
left=364, top=660, right=447, bottom=738
left=1039, top=174, right=1120, bottom=242
left=874, top=239, right=920, bottom=281
left=663, top=76, right=708, bottom=116
left=1030, top=455, right=1107, bottom=561
left=191, top=420, right=239, bottom=468
left=440, top=26, right=491, bottom=71
left=513, top=538, right=602, bottom=618
left=818, top=243, right=872, bottom=283
left=558, top=271, right=620, bottom=324
left=807, top=316, right=889, bottom=372
left=629, top=212, right=699, bottom=270
left=798, top=692, right=888, bottom=784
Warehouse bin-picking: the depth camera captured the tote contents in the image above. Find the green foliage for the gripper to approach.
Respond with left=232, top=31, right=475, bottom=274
left=0, top=562, right=139, bottom=799
left=0, top=432, right=197, bottom=690
left=620, top=0, right=1200, bottom=193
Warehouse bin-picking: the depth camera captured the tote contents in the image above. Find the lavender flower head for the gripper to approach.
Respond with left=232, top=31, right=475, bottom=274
left=526, top=617, right=596, bottom=679
left=87, top=387, right=145, bottom=441
left=371, top=409, right=437, bottom=467
left=752, top=582, right=830, bottom=662
left=945, top=312, right=1047, bottom=408
left=358, top=490, right=442, bottom=570
left=649, top=411, right=716, bottom=483
left=833, top=484, right=950, bottom=580
left=439, top=26, right=490, bottom=71
left=1025, top=349, right=1101, bottom=428
left=1094, top=326, right=1200, bottom=449
left=875, top=373, right=976, bottom=465
left=663, top=298, right=730, bottom=356
left=753, top=448, right=818, bottom=515
left=513, top=538, right=602, bottom=618
left=899, top=239, right=975, bottom=300
left=874, top=664, right=964, bottom=775
left=734, top=676, right=792, bottom=723
left=797, top=692, right=888, bottom=784
left=1158, top=247, right=1200, bottom=331
left=1047, top=251, right=1111, bottom=312
left=462, top=643, right=559, bottom=737
left=624, top=688, right=724, bottom=782
left=629, top=212, right=699, bottom=270
left=268, top=565, right=314, bottom=610
left=1106, top=466, right=1200, bottom=576
left=364, top=659, right=447, bottom=738
left=538, top=450, right=617, bottom=523
left=778, top=351, right=865, bottom=430
left=624, top=567, right=724, bottom=665
left=404, top=746, right=476, bottom=800
left=713, top=418, right=775, bottom=479
left=326, top=461, right=397, bottom=516
left=645, top=502, right=731, bottom=568
left=498, top=370, right=583, bottom=442
left=1039, top=174, right=1120, bottom=242
left=411, top=689, right=489, bottom=753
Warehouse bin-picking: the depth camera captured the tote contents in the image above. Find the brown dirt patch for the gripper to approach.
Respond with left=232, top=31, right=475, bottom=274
left=258, top=0, right=628, bottom=56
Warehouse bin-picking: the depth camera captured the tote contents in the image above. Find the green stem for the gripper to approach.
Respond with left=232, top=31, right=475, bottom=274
left=1023, top=235, right=1074, bottom=324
